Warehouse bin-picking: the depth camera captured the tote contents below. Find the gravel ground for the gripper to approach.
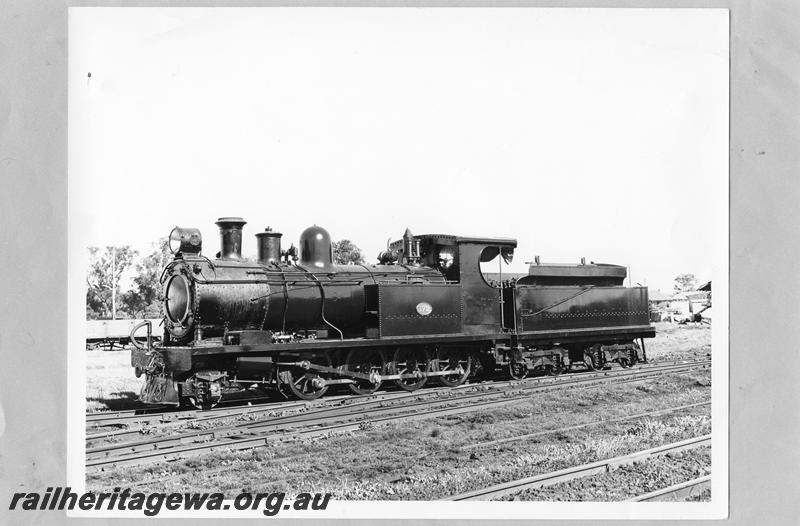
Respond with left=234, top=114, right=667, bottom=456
left=646, top=323, right=711, bottom=362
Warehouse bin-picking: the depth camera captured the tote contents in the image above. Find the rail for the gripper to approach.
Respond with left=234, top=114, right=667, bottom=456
left=627, top=475, right=712, bottom=502
left=442, top=435, right=711, bottom=501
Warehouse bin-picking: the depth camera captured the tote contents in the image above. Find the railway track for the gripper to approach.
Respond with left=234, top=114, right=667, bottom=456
left=86, top=359, right=709, bottom=436
left=627, top=475, right=712, bottom=502
left=122, top=399, right=713, bottom=490
left=85, top=395, right=279, bottom=424
left=86, top=359, right=709, bottom=472
left=86, top=360, right=708, bottom=447
left=85, top=378, right=504, bottom=442
left=442, top=434, right=712, bottom=501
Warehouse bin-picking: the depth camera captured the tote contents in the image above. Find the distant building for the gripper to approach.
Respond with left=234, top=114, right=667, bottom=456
left=686, top=281, right=711, bottom=322
left=647, top=289, right=675, bottom=321
left=648, top=289, right=672, bottom=304
left=649, top=282, right=711, bottom=323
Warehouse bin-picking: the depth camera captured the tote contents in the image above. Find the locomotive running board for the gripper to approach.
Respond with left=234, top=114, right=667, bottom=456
left=515, top=324, right=656, bottom=342
left=185, top=332, right=514, bottom=357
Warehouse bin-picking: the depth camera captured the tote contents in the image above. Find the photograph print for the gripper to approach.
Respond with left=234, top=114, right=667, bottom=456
left=69, top=7, right=728, bottom=520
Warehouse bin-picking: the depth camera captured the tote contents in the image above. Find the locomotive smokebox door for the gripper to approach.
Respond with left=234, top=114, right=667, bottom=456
left=365, top=283, right=463, bottom=337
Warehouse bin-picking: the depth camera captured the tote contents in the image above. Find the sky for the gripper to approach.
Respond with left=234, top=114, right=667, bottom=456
left=69, top=8, right=728, bottom=293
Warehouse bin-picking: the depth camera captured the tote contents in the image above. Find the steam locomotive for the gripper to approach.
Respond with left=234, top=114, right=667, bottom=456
left=130, top=217, right=655, bottom=409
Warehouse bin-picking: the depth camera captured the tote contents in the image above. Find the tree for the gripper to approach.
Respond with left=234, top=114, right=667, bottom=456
left=332, top=239, right=365, bottom=265
left=673, top=273, right=697, bottom=293
left=120, top=238, right=170, bottom=318
left=86, top=246, right=138, bottom=319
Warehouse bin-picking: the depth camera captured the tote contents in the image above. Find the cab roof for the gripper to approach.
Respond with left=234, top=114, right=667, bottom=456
left=393, top=233, right=518, bottom=248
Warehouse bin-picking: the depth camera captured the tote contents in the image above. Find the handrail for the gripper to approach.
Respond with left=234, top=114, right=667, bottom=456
left=523, top=285, right=596, bottom=317
left=129, top=320, right=153, bottom=351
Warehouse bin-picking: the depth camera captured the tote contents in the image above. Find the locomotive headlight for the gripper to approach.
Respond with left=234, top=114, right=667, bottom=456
left=169, top=227, right=203, bottom=255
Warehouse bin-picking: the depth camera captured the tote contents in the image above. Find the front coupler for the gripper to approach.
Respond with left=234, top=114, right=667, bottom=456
left=130, top=320, right=180, bottom=406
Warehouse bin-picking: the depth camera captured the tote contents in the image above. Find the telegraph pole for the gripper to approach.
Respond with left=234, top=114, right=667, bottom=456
left=111, top=247, right=116, bottom=320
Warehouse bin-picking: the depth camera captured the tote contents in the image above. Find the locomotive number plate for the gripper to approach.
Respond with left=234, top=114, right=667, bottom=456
left=416, top=302, right=433, bottom=316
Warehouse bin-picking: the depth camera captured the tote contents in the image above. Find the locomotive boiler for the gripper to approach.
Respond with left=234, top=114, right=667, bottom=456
left=162, top=218, right=444, bottom=344
left=131, top=217, right=655, bottom=409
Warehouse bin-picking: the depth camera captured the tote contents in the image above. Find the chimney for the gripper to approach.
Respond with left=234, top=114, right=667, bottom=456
left=256, top=227, right=282, bottom=265
left=215, top=217, right=247, bottom=261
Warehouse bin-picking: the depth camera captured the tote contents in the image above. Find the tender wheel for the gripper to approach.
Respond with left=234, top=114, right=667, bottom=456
left=508, top=361, right=528, bottom=380
left=345, top=348, right=386, bottom=395
left=279, top=355, right=331, bottom=401
left=618, top=357, right=631, bottom=368
left=390, top=347, right=429, bottom=392
left=588, top=344, right=610, bottom=370
left=435, top=348, right=472, bottom=387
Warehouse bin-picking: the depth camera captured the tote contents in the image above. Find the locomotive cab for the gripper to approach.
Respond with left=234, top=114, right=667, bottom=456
left=390, top=233, right=518, bottom=334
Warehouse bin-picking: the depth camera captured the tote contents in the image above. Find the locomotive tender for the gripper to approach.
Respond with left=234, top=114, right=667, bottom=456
left=131, top=217, right=655, bottom=408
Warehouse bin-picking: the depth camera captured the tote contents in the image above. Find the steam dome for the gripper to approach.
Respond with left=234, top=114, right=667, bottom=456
left=299, top=225, right=333, bottom=269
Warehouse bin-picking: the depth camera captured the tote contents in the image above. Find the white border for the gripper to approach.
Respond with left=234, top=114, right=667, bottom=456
left=66, top=6, right=729, bottom=519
